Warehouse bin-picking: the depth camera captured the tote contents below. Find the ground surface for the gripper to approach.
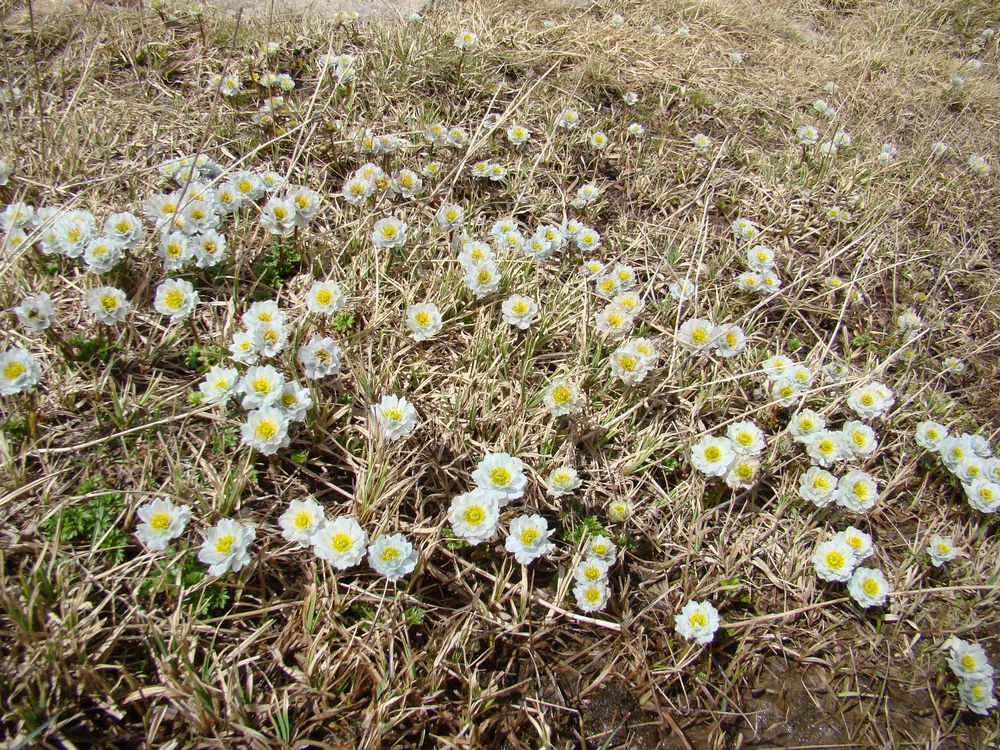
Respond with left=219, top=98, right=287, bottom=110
left=1, top=0, right=999, bottom=747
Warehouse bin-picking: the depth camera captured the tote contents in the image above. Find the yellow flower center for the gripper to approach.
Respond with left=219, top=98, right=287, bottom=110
left=4, top=362, right=25, bottom=380
left=606, top=312, right=622, bottom=327
left=619, top=354, right=637, bottom=371
left=860, top=393, right=875, bottom=407
left=962, top=655, right=977, bottom=670
left=938, top=543, right=950, bottom=554
left=150, top=512, right=171, bottom=531
left=592, top=543, right=607, bottom=555
left=853, top=482, right=869, bottom=500
left=203, top=241, right=216, bottom=253
left=238, top=180, right=253, bottom=193
left=757, top=251, right=768, bottom=261
left=736, top=432, right=753, bottom=446
left=164, top=289, right=184, bottom=310
left=252, top=378, right=271, bottom=395
left=825, top=550, right=845, bottom=569
left=691, top=327, right=708, bottom=345
left=813, top=476, right=830, bottom=490
left=381, top=225, right=397, bottom=239
left=519, top=527, right=539, bottom=545
left=293, top=511, right=312, bottom=529
left=980, top=487, right=995, bottom=502
left=215, top=534, right=235, bottom=553
left=463, top=506, right=485, bottom=525
left=972, top=685, right=985, bottom=699
left=862, top=578, right=880, bottom=596
left=583, top=566, right=601, bottom=580
left=780, top=385, right=794, bottom=398
left=801, top=418, right=815, bottom=431
left=295, top=195, right=310, bottom=210
left=414, top=311, right=430, bottom=326
left=704, top=446, right=721, bottom=462
left=512, top=301, right=528, bottom=315
left=476, top=269, right=492, bottom=284
left=818, top=438, right=835, bottom=454
left=273, top=206, right=288, bottom=221
left=255, top=420, right=277, bottom=440
left=552, top=385, right=571, bottom=404
left=736, top=463, right=754, bottom=479
left=383, top=406, right=403, bottom=421
left=332, top=533, right=352, bottom=552
left=214, top=379, right=228, bottom=391
left=553, top=471, right=570, bottom=483
left=281, top=393, right=297, bottom=408
left=315, top=349, right=330, bottom=363
left=846, top=536, right=861, bottom=549
left=689, top=611, right=707, bottom=627
left=380, top=546, right=400, bottom=562
left=489, top=466, right=511, bottom=486
left=927, top=428, right=939, bottom=440
left=584, top=587, right=601, bottom=603
left=116, top=220, right=131, bottom=233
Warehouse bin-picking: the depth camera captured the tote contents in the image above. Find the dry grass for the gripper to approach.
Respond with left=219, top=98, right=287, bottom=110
left=1, top=0, right=1000, bottom=746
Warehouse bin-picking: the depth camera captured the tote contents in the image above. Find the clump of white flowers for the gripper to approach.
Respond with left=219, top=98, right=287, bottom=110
left=915, top=424, right=998, bottom=514
left=543, top=376, right=584, bottom=417
left=371, top=394, right=419, bottom=442
left=945, top=638, right=997, bottom=715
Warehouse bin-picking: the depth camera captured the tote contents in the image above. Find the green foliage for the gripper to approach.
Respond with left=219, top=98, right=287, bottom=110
left=852, top=332, right=874, bottom=348
left=67, top=334, right=122, bottom=365
left=332, top=310, right=356, bottom=333
left=184, top=343, right=225, bottom=373
left=138, top=549, right=231, bottom=616
left=256, top=240, right=302, bottom=292
left=351, top=602, right=376, bottom=631
left=560, top=512, right=610, bottom=545
left=42, top=485, right=128, bottom=561
left=1, top=415, right=29, bottom=440
left=404, top=606, right=426, bottom=626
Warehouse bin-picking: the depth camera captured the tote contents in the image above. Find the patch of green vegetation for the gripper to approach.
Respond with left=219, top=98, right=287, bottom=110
left=559, top=511, right=610, bottom=545
left=184, top=343, right=226, bottom=373
left=255, top=240, right=302, bottom=292
left=67, top=334, right=122, bottom=365
left=139, top=550, right=231, bottom=616
left=332, top=310, right=356, bottom=333
left=42, top=485, right=128, bottom=563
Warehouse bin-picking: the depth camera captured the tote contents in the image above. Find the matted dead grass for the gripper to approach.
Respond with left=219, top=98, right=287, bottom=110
left=1, top=0, right=999, bottom=747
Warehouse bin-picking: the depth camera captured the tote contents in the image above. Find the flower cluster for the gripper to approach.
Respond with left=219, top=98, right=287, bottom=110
left=811, top=529, right=890, bottom=608
left=945, top=638, right=997, bottom=715
left=690, top=421, right=767, bottom=490
left=916, top=423, right=998, bottom=513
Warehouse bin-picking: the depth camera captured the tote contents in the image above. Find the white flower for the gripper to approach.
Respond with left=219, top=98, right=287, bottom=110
left=807, top=430, right=844, bottom=467
left=13, top=292, right=55, bottom=333
left=135, top=497, right=192, bottom=551
left=459, top=240, right=494, bottom=271
left=454, top=30, right=479, bottom=51
left=837, top=526, right=874, bottom=561
left=847, top=567, right=889, bottom=608
left=788, top=409, right=826, bottom=443
left=546, top=466, right=582, bottom=497
left=372, top=216, right=407, bottom=248
left=690, top=435, right=735, bottom=477
left=627, top=122, right=645, bottom=137
left=588, top=132, right=609, bottom=151
left=612, top=264, right=636, bottom=290
left=0, top=347, right=41, bottom=396
left=1, top=201, right=33, bottom=230
left=942, top=356, right=967, bottom=374
left=260, top=197, right=297, bottom=236
left=575, top=226, right=601, bottom=252
left=228, top=330, right=257, bottom=364
left=153, top=278, right=198, bottom=322
left=726, top=421, right=765, bottom=455
left=501, top=294, right=538, bottom=329
left=610, top=341, right=652, bottom=385
left=840, top=420, right=878, bottom=458
left=623, top=90, right=638, bottom=106
left=298, top=335, right=342, bottom=379
left=587, top=535, right=617, bottom=564
left=53, top=209, right=96, bottom=257
left=312, top=516, right=368, bottom=569
left=199, top=365, right=239, bottom=405
left=760, top=271, right=782, bottom=294
left=714, top=324, right=746, bottom=358
left=927, top=535, right=958, bottom=567
left=505, top=514, right=554, bottom=565
left=242, top=300, right=285, bottom=331
left=574, top=556, right=609, bottom=585
left=368, top=532, right=418, bottom=581
left=198, top=518, right=256, bottom=576
left=607, top=500, right=632, bottom=523
left=968, top=153, right=991, bottom=176
left=278, top=497, right=325, bottom=546
left=915, top=420, right=948, bottom=450
left=746, top=244, right=775, bottom=271
left=252, top=321, right=287, bottom=358
left=448, top=489, right=502, bottom=544
left=822, top=361, right=850, bottom=382
left=725, top=456, right=760, bottom=489
left=959, top=678, right=997, bottom=715
left=836, top=470, right=878, bottom=513
left=306, top=280, right=345, bottom=316
left=731, top=217, right=759, bottom=241
left=507, top=124, right=531, bottom=145
left=574, top=580, right=610, bottom=613
left=472, top=452, right=527, bottom=504
left=677, top=318, right=716, bottom=352
left=239, top=365, right=284, bottom=409
left=609, top=12, right=624, bottom=27
left=84, top=286, right=128, bottom=324
left=372, top=394, right=419, bottom=442
left=593, top=303, right=633, bottom=339
left=276, top=382, right=311, bottom=422
left=557, top=108, right=580, bottom=129
left=674, top=600, right=720, bottom=645
left=965, top=478, right=1000, bottom=513
left=947, top=639, right=995, bottom=680
left=594, top=273, right=621, bottom=298
left=668, top=278, right=697, bottom=302
left=288, top=187, right=321, bottom=227
left=464, top=260, right=501, bottom=298
left=846, top=382, right=894, bottom=419
left=737, top=271, right=761, bottom=293
left=798, top=466, right=839, bottom=507
left=191, top=230, right=227, bottom=268
left=240, top=407, right=290, bottom=455
left=930, top=141, right=948, bottom=157
left=405, top=302, right=443, bottom=341
left=436, top=202, right=464, bottom=229
left=691, top=133, right=712, bottom=153
left=342, top=174, right=374, bottom=205
left=156, top=231, right=191, bottom=271
left=543, top=376, right=584, bottom=417
left=812, top=537, right=857, bottom=582
left=797, top=124, right=819, bottom=145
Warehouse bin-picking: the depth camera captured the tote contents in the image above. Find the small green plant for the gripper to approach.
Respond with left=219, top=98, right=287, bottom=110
left=332, top=310, right=356, bottom=332
left=42, top=487, right=128, bottom=562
